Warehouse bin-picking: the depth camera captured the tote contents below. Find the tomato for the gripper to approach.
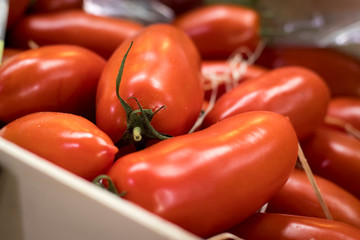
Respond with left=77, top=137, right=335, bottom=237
left=201, top=60, right=268, bottom=100
left=0, top=112, right=118, bottom=181
left=96, top=24, right=204, bottom=146
left=173, top=4, right=260, bottom=59
left=6, top=0, right=30, bottom=30
left=326, top=97, right=360, bottom=131
left=0, top=45, right=105, bottom=123
left=229, top=213, right=360, bottom=240
left=6, top=10, right=143, bottom=59
left=301, top=126, right=360, bottom=199
left=28, top=0, right=82, bottom=13
left=256, top=46, right=360, bottom=97
left=105, top=111, right=299, bottom=238
left=267, top=168, right=360, bottom=228
left=203, top=66, right=331, bottom=140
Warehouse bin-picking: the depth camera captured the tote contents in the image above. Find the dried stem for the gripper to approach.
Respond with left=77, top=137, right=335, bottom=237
left=297, top=143, right=333, bottom=220
left=207, top=232, right=245, bottom=240
left=189, top=40, right=266, bottom=133
left=325, top=116, right=360, bottom=140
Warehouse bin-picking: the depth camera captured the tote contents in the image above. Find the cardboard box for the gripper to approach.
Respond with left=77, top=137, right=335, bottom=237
left=0, top=137, right=201, bottom=240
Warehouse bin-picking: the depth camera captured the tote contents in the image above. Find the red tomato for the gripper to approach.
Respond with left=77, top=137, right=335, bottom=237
left=173, top=4, right=260, bottom=59
left=256, top=46, right=360, bottom=97
left=107, top=111, right=299, bottom=237
left=96, top=24, right=204, bottom=145
left=229, top=213, right=360, bottom=240
left=28, top=0, right=82, bottom=13
left=326, top=97, right=360, bottom=131
left=301, top=126, right=360, bottom=199
left=203, top=66, right=331, bottom=140
left=0, top=45, right=105, bottom=123
left=0, top=112, right=118, bottom=181
left=267, top=168, right=360, bottom=228
left=201, top=60, right=268, bottom=100
left=6, top=0, right=30, bottom=30
left=6, top=10, right=143, bottom=59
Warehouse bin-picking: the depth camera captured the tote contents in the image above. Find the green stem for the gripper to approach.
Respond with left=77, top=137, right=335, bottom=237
left=133, top=127, right=142, bottom=142
left=92, top=175, right=126, bottom=197
left=114, top=41, right=173, bottom=150
left=116, top=41, right=134, bottom=116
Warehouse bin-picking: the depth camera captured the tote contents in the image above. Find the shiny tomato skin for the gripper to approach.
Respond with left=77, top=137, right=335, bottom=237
left=173, top=4, right=260, bottom=59
left=301, top=126, right=360, bottom=199
left=96, top=23, right=204, bottom=143
left=107, top=111, right=298, bottom=237
left=201, top=60, right=268, bottom=100
left=28, top=0, right=82, bottom=13
left=0, top=45, right=105, bottom=123
left=0, top=112, right=118, bottom=181
left=229, top=213, right=360, bottom=240
left=7, top=10, right=143, bottom=59
left=326, top=97, right=360, bottom=131
left=267, top=168, right=360, bottom=228
left=256, top=46, right=360, bottom=97
left=203, top=66, right=331, bottom=140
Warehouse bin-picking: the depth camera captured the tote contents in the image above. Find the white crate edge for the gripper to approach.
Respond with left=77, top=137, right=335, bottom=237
left=0, top=137, right=201, bottom=240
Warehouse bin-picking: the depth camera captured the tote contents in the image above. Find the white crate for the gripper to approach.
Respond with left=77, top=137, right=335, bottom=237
left=0, top=137, right=201, bottom=240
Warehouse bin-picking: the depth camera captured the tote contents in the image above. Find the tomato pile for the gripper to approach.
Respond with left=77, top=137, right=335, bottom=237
left=1, top=1, right=360, bottom=239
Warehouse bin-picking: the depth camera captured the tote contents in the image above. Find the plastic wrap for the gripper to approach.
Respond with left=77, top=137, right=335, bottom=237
left=256, top=0, right=360, bottom=57
left=83, top=0, right=174, bottom=24
left=82, top=0, right=360, bottom=57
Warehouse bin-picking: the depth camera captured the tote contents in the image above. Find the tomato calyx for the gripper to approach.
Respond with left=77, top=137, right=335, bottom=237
left=115, top=41, right=173, bottom=150
left=117, top=96, right=172, bottom=150
left=93, top=174, right=126, bottom=197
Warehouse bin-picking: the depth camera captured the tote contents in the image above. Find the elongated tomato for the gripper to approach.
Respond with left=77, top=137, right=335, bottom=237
left=7, top=0, right=30, bottom=30
left=107, top=111, right=298, bottom=237
left=28, top=0, right=82, bottom=13
left=203, top=66, right=331, bottom=140
left=173, top=4, right=260, bottom=59
left=326, top=97, right=360, bottom=131
left=256, top=46, right=360, bottom=97
left=229, top=213, right=360, bottom=240
left=0, top=112, right=118, bottom=181
left=0, top=45, right=105, bottom=123
left=7, top=10, right=143, bottom=59
left=96, top=24, right=204, bottom=144
left=267, top=168, right=360, bottom=227
left=301, top=126, right=360, bottom=199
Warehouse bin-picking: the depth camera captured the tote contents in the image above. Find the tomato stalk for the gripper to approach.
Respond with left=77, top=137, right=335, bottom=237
left=93, top=174, right=126, bottom=197
left=115, top=41, right=172, bottom=150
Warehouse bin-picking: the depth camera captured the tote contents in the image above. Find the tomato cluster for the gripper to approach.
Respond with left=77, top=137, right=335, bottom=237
left=1, top=1, right=360, bottom=239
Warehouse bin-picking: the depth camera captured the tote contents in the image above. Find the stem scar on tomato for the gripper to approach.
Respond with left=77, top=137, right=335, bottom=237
left=115, top=41, right=173, bottom=150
